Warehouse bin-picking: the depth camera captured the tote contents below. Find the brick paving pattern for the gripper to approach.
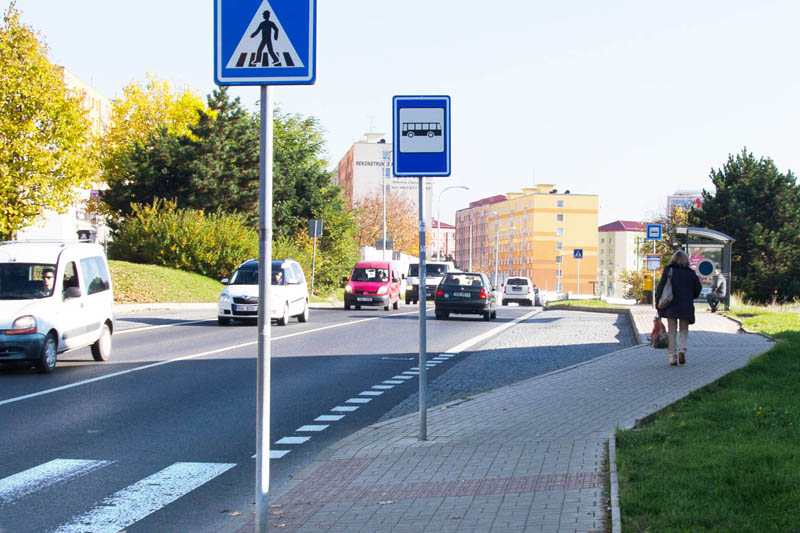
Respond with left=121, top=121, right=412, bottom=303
left=243, top=306, right=773, bottom=532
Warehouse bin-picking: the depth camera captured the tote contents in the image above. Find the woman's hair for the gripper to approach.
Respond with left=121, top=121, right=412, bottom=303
left=668, top=250, right=690, bottom=268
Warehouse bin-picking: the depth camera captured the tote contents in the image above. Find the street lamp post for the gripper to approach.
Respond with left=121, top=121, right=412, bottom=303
left=490, top=211, right=499, bottom=288
left=381, top=153, right=391, bottom=260
left=436, top=185, right=469, bottom=261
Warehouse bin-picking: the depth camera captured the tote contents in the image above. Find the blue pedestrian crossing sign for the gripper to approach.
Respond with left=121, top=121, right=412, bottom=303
left=646, top=224, right=662, bottom=240
left=214, top=0, right=316, bottom=86
left=573, top=249, right=583, bottom=259
left=392, top=96, right=451, bottom=177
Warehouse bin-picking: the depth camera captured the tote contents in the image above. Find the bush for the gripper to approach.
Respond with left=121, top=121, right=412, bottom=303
left=109, top=199, right=258, bottom=280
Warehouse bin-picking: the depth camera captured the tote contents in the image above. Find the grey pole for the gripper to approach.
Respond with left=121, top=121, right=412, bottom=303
left=382, top=167, right=387, bottom=260
left=310, top=226, right=318, bottom=296
left=468, top=216, right=472, bottom=271
left=418, top=176, right=427, bottom=441
left=255, top=85, right=273, bottom=533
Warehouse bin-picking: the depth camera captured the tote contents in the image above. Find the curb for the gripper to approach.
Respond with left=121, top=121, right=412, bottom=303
left=609, top=435, right=622, bottom=533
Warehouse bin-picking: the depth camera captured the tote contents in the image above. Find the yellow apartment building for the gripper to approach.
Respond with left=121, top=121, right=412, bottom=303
left=455, top=184, right=599, bottom=294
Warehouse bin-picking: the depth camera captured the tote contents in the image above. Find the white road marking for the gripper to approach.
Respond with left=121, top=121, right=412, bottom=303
left=359, top=391, right=383, bottom=396
left=269, top=450, right=291, bottom=459
left=0, top=310, right=423, bottom=408
left=372, top=385, right=393, bottom=390
left=444, top=310, right=537, bottom=354
left=275, top=436, right=311, bottom=445
left=0, top=459, right=112, bottom=504
left=315, top=415, right=344, bottom=422
left=382, top=380, right=404, bottom=385
left=296, top=425, right=328, bottom=432
left=114, top=319, right=213, bottom=335
left=51, top=462, right=234, bottom=533
left=404, top=371, right=419, bottom=375
left=392, top=375, right=414, bottom=380
left=346, top=398, right=371, bottom=404
left=331, top=405, right=359, bottom=412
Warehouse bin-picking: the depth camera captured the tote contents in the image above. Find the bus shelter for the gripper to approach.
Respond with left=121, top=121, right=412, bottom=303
left=676, top=226, right=734, bottom=310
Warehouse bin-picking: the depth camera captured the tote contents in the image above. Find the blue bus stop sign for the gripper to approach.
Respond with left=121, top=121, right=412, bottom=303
left=392, top=96, right=451, bottom=177
left=214, top=0, right=317, bottom=86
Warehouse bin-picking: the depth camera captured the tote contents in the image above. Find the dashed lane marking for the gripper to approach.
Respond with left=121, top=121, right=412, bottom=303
left=392, top=375, right=414, bottom=380
left=275, top=436, right=311, bottom=445
left=359, top=391, right=383, bottom=396
left=372, top=385, right=393, bottom=390
left=296, top=425, right=328, bottom=432
left=331, top=406, right=359, bottom=412
left=315, top=415, right=344, bottom=422
left=382, top=380, right=404, bottom=385
left=346, top=398, right=371, bottom=404
left=269, top=450, right=291, bottom=459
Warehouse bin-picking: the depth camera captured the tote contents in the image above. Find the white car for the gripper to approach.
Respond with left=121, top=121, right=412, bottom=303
left=502, top=276, right=538, bottom=306
left=217, top=258, right=309, bottom=326
left=0, top=241, right=114, bottom=373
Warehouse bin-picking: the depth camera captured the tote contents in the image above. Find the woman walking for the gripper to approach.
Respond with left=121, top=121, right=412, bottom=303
left=655, top=250, right=703, bottom=366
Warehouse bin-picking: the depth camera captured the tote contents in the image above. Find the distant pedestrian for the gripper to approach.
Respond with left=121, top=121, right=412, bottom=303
left=655, top=250, right=702, bottom=366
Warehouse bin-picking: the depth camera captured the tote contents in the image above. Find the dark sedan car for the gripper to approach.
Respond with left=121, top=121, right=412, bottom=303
left=434, top=272, right=497, bottom=321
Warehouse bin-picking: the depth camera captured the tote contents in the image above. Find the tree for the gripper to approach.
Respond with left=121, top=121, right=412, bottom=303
left=102, top=74, right=207, bottom=182
left=353, top=188, right=419, bottom=256
left=689, top=149, right=800, bottom=303
left=0, top=3, right=99, bottom=239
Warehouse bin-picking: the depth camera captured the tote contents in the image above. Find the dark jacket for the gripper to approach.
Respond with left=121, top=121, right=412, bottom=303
left=655, top=265, right=702, bottom=324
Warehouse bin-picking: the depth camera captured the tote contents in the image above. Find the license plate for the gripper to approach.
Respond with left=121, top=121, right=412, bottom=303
left=453, top=292, right=470, bottom=297
left=234, top=304, right=257, bottom=311
left=357, top=297, right=371, bottom=302
left=512, top=287, right=521, bottom=291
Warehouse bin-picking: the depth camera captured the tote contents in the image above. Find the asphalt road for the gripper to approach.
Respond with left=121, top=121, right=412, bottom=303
left=0, top=303, right=540, bottom=532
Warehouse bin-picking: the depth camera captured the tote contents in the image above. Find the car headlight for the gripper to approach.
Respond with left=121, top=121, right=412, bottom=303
left=219, top=293, right=232, bottom=304
left=377, top=286, right=388, bottom=295
left=7, top=315, right=37, bottom=335
left=345, top=284, right=353, bottom=294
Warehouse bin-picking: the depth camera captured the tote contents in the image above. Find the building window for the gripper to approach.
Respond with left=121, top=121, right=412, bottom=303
left=557, top=214, right=564, bottom=222
left=556, top=282, right=563, bottom=292
left=556, top=228, right=563, bottom=236
left=600, top=238, right=605, bottom=244
left=557, top=200, right=564, bottom=208
left=609, top=237, right=613, bottom=244
left=556, top=269, right=563, bottom=278
left=600, top=260, right=604, bottom=266
left=556, top=256, right=562, bottom=264
left=556, top=242, right=563, bottom=250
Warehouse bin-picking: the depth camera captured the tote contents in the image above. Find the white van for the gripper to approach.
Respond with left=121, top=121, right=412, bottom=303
left=0, top=241, right=114, bottom=373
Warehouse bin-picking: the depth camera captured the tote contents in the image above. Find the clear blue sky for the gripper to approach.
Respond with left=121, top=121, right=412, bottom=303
left=13, top=0, right=800, bottom=225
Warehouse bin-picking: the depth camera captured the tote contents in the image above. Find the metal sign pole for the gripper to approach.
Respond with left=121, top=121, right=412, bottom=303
left=652, top=240, right=656, bottom=311
left=255, top=85, right=273, bottom=533
left=418, top=176, right=428, bottom=441
left=310, top=222, right=318, bottom=296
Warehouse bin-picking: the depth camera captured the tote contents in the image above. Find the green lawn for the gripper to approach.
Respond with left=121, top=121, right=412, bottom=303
left=110, top=260, right=343, bottom=304
left=546, top=298, right=628, bottom=310
left=615, top=304, right=800, bottom=531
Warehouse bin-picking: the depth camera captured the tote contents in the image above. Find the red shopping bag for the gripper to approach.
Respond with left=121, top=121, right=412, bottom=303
left=649, top=317, right=668, bottom=349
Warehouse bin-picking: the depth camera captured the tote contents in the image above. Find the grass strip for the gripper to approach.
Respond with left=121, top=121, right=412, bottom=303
left=615, top=306, right=800, bottom=531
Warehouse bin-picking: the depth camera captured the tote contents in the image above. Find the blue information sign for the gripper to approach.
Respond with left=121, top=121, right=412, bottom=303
left=646, top=224, right=662, bottom=240
left=214, top=0, right=316, bottom=86
left=573, top=249, right=583, bottom=259
left=392, top=96, right=451, bottom=177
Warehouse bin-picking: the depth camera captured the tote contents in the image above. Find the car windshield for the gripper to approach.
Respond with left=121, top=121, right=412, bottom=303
left=351, top=267, right=389, bottom=282
left=408, top=264, right=447, bottom=277
left=507, top=278, right=528, bottom=286
left=0, top=263, right=57, bottom=299
left=229, top=267, right=258, bottom=285
left=443, top=274, right=483, bottom=287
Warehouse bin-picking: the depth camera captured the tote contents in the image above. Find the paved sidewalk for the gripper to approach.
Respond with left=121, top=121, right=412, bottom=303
left=248, top=306, right=772, bottom=532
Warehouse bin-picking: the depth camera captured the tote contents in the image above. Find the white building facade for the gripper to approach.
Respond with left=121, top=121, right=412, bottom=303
left=597, top=220, right=647, bottom=298
left=335, top=133, right=433, bottom=237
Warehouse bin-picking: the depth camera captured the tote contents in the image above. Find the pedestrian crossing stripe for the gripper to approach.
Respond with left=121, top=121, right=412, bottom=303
left=0, top=459, right=112, bottom=504
left=225, top=0, right=304, bottom=69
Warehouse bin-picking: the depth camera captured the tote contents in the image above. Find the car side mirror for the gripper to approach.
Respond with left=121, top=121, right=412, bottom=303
left=64, top=286, right=81, bottom=299
left=220, top=278, right=229, bottom=285
left=341, top=276, right=349, bottom=285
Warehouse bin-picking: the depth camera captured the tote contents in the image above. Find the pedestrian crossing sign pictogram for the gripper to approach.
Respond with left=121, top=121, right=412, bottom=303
left=214, top=0, right=316, bottom=86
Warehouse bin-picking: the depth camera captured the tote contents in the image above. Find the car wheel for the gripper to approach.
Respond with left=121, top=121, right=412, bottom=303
left=91, top=323, right=112, bottom=361
left=355, top=304, right=361, bottom=310
left=502, top=300, right=508, bottom=306
left=526, top=299, right=533, bottom=306
left=384, top=302, right=390, bottom=311
left=36, top=332, right=57, bottom=373
left=405, top=297, right=411, bottom=305
left=491, top=310, right=497, bottom=319
left=218, top=317, right=231, bottom=326
left=393, top=299, right=399, bottom=310
left=413, top=299, right=418, bottom=305
left=344, top=302, right=351, bottom=310
left=297, top=300, right=309, bottom=322
left=483, top=311, right=491, bottom=321
left=277, top=303, right=289, bottom=326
